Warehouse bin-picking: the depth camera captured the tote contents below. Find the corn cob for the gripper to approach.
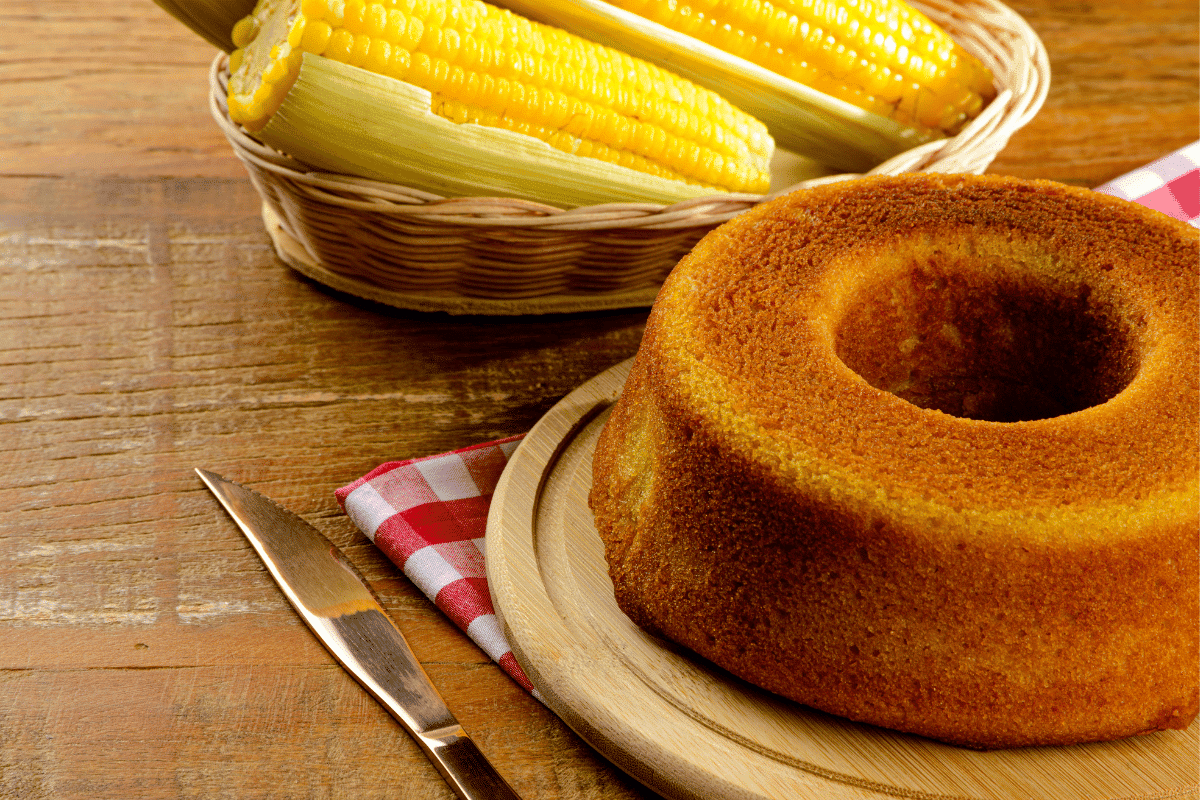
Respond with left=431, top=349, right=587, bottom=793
left=226, top=0, right=774, bottom=194
left=608, top=0, right=996, bottom=137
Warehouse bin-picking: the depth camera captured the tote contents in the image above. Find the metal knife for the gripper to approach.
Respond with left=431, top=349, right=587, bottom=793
left=195, top=468, right=522, bottom=800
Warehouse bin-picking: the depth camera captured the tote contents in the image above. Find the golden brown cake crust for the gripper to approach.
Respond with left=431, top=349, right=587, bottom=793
left=589, top=173, right=1199, bottom=749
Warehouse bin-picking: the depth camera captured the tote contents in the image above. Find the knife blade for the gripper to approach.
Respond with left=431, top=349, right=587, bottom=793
left=195, top=468, right=522, bottom=800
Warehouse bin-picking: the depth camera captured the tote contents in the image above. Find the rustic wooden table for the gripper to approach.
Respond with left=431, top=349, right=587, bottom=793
left=1, top=1, right=1196, bottom=798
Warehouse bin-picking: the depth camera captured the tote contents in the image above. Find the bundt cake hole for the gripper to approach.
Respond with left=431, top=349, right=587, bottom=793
left=832, top=254, right=1141, bottom=422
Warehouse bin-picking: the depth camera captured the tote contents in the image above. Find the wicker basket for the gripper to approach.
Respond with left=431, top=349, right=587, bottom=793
left=209, top=0, right=1049, bottom=315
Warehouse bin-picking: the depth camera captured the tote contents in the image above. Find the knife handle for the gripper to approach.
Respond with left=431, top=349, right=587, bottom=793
left=423, top=730, right=523, bottom=800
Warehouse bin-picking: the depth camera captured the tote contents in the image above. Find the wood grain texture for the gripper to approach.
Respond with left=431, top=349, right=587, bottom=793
left=988, top=0, right=1198, bottom=183
left=0, top=0, right=1196, bottom=798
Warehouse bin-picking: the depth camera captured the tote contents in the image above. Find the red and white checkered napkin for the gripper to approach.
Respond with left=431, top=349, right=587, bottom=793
left=1095, top=140, right=1200, bottom=227
left=335, top=435, right=538, bottom=697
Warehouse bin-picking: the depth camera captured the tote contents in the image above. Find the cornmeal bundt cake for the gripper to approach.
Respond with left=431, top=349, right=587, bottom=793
left=589, top=173, right=1199, bottom=748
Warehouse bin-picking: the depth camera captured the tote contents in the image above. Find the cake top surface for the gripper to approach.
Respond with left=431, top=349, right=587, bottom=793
left=647, top=173, right=1199, bottom=534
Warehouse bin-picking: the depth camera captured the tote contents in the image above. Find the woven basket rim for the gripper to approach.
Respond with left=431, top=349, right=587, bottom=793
left=210, top=0, right=1049, bottom=233
left=210, top=0, right=1050, bottom=311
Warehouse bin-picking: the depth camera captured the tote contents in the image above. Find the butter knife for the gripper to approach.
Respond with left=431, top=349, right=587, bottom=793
left=195, top=468, right=522, bottom=800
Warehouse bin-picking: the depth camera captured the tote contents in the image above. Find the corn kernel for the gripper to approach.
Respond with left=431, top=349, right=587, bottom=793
left=407, top=51, right=432, bottom=85
left=383, top=9, right=407, bottom=44
left=232, top=16, right=259, bottom=48
left=386, top=45, right=412, bottom=79
left=342, top=0, right=366, bottom=32
left=287, top=16, right=308, bottom=47
left=300, top=0, right=330, bottom=21
left=346, top=33, right=370, bottom=65
left=400, top=15, right=424, bottom=50
left=324, top=27, right=354, bottom=61
left=365, top=2, right=389, bottom=36
left=301, top=19, right=333, bottom=53
left=365, top=37, right=392, bottom=72
left=428, top=56, right=451, bottom=91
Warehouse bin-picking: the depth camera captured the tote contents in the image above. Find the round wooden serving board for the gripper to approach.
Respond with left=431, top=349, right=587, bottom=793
left=486, top=360, right=1199, bottom=800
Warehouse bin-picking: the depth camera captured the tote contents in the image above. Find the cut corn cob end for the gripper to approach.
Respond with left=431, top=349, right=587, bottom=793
left=225, top=0, right=308, bottom=132
left=226, top=0, right=776, bottom=195
left=609, top=0, right=997, bottom=139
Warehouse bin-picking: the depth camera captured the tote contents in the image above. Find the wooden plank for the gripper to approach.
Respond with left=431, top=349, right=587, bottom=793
left=0, top=0, right=242, bottom=179
left=988, top=0, right=1198, bottom=183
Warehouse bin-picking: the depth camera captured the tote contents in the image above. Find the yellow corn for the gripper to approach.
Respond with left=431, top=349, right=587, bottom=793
left=226, top=0, right=774, bottom=193
left=609, top=0, right=997, bottom=136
